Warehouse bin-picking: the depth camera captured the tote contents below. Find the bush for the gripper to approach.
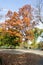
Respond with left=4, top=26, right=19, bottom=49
left=0, top=33, right=21, bottom=48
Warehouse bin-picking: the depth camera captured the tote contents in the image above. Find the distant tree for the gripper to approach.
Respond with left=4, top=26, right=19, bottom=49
left=34, top=0, right=43, bottom=23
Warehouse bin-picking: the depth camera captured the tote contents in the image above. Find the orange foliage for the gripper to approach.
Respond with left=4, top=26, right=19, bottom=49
left=6, top=10, right=13, bottom=18
left=1, top=5, right=35, bottom=42
left=19, top=5, right=32, bottom=17
left=23, top=17, right=30, bottom=26
left=11, top=12, right=19, bottom=20
left=25, top=30, right=34, bottom=40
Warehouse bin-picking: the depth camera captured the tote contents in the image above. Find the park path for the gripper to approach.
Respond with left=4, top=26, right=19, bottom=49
left=0, top=49, right=43, bottom=56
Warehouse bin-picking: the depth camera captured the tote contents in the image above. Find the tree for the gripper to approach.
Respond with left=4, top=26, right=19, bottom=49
left=18, top=5, right=35, bottom=41
left=5, top=10, right=13, bottom=18
left=34, top=0, right=43, bottom=23
left=31, top=28, right=43, bottom=49
left=1, top=5, right=36, bottom=47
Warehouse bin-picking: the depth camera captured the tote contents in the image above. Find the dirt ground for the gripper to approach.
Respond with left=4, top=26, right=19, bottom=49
left=0, top=53, right=43, bottom=65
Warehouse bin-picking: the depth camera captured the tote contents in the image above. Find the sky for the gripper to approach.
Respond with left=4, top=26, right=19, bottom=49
left=0, top=0, right=36, bottom=11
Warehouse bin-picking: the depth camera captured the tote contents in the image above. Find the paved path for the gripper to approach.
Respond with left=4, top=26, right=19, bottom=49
left=0, top=49, right=43, bottom=56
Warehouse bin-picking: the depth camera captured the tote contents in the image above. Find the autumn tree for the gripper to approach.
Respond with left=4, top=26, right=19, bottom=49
left=18, top=5, right=35, bottom=41
left=1, top=5, right=36, bottom=47
left=6, top=10, right=13, bottom=18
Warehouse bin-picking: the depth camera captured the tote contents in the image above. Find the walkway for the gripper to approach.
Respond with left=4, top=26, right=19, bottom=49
left=0, top=49, right=43, bottom=56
